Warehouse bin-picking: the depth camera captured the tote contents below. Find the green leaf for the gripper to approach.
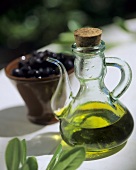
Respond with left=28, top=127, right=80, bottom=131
left=5, top=138, right=21, bottom=170
left=20, top=139, right=27, bottom=165
left=114, top=17, right=130, bottom=32
left=52, top=146, right=85, bottom=170
left=26, top=157, right=38, bottom=170
left=46, top=143, right=62, bottom=170
left=21, top=163, right=30, bottom=170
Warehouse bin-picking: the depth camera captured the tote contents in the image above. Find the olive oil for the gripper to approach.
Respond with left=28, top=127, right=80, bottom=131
left=56, top=102, right=134, bottom=159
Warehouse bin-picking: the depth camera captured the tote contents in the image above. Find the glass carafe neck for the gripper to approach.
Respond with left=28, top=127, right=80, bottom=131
left=72, top=41, right=106, bottom=81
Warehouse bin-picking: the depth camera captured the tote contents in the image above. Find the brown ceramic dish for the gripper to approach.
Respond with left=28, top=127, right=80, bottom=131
left=5, top=54, right=74, bottom=125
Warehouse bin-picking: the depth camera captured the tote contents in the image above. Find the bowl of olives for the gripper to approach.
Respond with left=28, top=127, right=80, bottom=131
left=5, top=50, right=74, bottom=125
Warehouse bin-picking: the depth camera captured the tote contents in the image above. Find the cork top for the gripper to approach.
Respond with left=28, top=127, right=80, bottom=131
left=74, top=27, right=102, bottom=47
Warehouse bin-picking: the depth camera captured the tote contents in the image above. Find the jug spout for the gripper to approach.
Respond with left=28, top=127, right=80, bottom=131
left=46, top=57, right=73, bottom=117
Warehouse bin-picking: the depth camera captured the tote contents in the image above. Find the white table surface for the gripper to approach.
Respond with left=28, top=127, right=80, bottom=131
left=0, top=19, right=136, bottom=170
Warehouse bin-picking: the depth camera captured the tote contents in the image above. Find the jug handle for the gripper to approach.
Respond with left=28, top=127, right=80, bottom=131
left=105, top=57, right=132, bottom=100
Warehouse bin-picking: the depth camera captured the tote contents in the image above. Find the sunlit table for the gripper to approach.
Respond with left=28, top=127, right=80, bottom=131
left=0, top=18, right=136, bottom=170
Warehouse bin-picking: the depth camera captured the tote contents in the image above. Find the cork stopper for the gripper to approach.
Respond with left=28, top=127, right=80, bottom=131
left=74, top=27, right=102, bottom=47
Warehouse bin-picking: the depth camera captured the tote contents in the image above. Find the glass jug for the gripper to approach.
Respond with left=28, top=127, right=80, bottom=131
left=46, top=28, right=134, bottom=159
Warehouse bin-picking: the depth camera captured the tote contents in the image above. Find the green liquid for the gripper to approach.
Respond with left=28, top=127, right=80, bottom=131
left=57, top=102, right=134, bottom=159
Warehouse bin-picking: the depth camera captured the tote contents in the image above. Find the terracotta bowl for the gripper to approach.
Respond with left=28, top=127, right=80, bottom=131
left=5, top=54, right=74, bottom=125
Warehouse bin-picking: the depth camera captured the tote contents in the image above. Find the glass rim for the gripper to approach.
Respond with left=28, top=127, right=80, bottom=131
left=71, top=40, right=105, bottom=53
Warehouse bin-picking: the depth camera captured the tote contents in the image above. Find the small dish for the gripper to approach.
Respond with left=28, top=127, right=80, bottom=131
left=5, top=52, right=74, bottom=125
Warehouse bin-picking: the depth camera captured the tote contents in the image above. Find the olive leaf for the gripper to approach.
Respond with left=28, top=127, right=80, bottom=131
left=20, top=139, right=27, bottom=165
left=114, top=17, right=130, bottom=33
left=51, top=146, right=86, bottom=170
left=5, top=138, right=21, bottom=170
left=5, top=138, right=38, bottom=170
left=25, top=157, right=38, bottom=170
left=20, top=163, right=30, bottom=170
left=5, top=138, right=86, bottom=170
left=46, top=143, right=62, bottom=170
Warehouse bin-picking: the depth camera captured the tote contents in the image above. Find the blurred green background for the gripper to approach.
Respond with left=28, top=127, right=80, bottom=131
left=0, top=0, right=136, bottom=67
